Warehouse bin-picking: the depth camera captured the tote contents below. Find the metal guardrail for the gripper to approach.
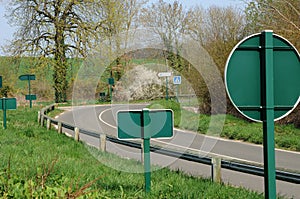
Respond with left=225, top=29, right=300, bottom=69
left=39, top=104, right=300, bottom=184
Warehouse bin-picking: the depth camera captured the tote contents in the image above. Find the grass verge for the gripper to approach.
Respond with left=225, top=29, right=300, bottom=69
left=0, top=106, right=265, bottom=198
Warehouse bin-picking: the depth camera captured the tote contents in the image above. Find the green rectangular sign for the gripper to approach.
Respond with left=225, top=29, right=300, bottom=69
left=117, top=109, right=173, bottom=139
left=0, top=98, right=17, bottom=110
left=25, top=94, right=37, bottom=101
left=19, top=74, right=36, bottom=81
left=108, top=77, right=114, bottom=85
left=0, top=76, right=2, bottom=88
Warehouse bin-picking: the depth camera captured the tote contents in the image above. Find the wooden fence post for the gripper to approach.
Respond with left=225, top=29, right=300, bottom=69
left=41, top=115, right=44, bottom=127
left=211, top=157, right=222, bottom=183
left=99, top=134, right=106, bottom=152
left=75, top=127, right=80, bottom=141
left=46, top=118, right=51, bottom=130
left=57, top=122, right=62, bottom=134
left=37, top=111, right=41, bottom=124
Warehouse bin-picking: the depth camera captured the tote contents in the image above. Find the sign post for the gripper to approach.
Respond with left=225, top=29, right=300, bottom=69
left=0, top=98, right=17, bottom=129
left=225, top=30, right=300, bottom=199
left=142, top=109, right=151, bottom=192
left=158, top=72, right=171, bottom=100
left=19, top=74, right=36, bottom=108
left=118, top=108, right=173, bottom=193
left=262, top=31, right=276, bottom=199
left=108, top=77, right=114, bottom=103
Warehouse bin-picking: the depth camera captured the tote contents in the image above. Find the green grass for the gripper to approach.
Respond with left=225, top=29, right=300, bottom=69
left=149, top=100, right=300, bottom=151
left=0, top=106, right=265, bottom=198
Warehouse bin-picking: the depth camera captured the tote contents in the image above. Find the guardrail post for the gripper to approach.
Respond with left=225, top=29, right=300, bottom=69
left=37, top=111, right=41, bottom=124
left=41, top=115, right=44, bottom=127
left=75, top=127, right=80, bottom=141
left=46, top=118, right=51, bottom=130
left=57, top=122, right=62, bottom=134
left=99, top=134, right=106, bottom=152
left=211, top=157, right=222, bottom=183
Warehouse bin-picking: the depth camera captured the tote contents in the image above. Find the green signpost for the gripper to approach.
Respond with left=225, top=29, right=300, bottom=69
left=108, top=77, right=114, bottom=102
left=225, top=30, right=300, bottom=199
left=19, top=74, right=36, bottom=108
left=0, top=76, right=2, bottom=88
left=158, top=72, right=172, bottom=100
left=0, top=98, right=17, bottom=129
left=117, top=109, right=173, bottom=192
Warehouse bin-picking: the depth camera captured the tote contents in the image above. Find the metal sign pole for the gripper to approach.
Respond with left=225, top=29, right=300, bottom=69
left=166, top=77, right=168, bottom=100
left=142, top=109, right=151, bottom=193
left=3, top=98, right=6, bottom=129
left=28, top=79, right=32, bottom=108
left=176, top=84, right=179, bottom=102
left=262, top=30, right=276, bottom=199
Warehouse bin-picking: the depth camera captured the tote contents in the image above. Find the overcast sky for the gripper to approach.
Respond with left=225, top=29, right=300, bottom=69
left=0, top=0, right=247, bottom=55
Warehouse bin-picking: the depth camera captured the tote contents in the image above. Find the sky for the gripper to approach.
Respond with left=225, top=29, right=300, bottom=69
left=0, top=0, right=247, bottom=55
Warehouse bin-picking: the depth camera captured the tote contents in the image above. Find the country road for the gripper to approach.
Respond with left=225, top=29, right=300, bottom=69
left=56, top=104, right=300, bottom=198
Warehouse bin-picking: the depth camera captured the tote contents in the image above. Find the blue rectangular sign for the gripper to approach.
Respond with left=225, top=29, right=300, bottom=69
left=173, top=76, right=181, bottom=85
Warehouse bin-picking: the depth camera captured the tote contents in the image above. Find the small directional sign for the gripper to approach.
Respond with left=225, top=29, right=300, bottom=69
left=25, top=94, right=37, bottom=101
left=19, top=74, right=36, bottom=81
left=173, top=76, right=181, bottom=85
left=19, top=74, right=36, bottom=108
left=158, top=72, right=171, bottom=77
left=0, top=76, right=2, bottom=88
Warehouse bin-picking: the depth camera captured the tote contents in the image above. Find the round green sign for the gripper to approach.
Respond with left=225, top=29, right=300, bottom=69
left=225, top=32, right=300, bottom=122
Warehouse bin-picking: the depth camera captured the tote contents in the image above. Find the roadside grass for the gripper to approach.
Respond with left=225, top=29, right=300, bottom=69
left=149, top=100, right=300, bottom=152
left=0, top=106, right=265, bottom=198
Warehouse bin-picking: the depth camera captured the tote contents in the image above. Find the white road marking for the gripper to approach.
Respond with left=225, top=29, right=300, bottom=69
left=98, top=107, right=264, bottom=165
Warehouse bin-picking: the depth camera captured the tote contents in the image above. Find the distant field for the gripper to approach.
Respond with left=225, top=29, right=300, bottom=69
left=0, top=106, right=264, bottom=198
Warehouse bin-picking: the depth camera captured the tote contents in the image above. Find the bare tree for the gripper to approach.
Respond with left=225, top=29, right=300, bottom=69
left=245, top=0, right=300, bottom=48
left=139, top=0, right=193, bottom=70
left=5, top=0, right=102, bottom=102
left=96, top=0, right=147, bottom=81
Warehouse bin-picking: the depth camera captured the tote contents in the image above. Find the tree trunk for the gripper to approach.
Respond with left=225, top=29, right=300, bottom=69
left=54, top=24, right=68, bottom=103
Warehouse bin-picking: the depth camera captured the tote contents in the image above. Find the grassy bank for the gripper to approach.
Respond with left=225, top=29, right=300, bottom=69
left=149, top=100, right=300, bottom=151
left=0, top=106, right=265, bottom=198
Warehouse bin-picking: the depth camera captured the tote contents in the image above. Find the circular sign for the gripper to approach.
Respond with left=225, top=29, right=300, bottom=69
left=225, top=32, right=300, bottom=122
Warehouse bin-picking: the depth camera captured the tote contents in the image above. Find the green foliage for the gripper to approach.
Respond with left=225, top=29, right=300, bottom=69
left=0, top=106, right=265, bottom=198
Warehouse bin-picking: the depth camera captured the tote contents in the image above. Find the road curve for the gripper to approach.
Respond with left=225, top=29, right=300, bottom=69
left=56, top=104, right=300, bottom=198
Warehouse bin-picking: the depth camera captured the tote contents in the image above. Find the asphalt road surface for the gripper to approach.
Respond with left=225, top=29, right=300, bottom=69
left=56, top=104, right=300, bottom=198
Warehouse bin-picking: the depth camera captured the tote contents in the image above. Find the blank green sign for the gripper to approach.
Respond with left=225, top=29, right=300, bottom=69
left=117, top=110, right=173, bottom=139
left=225, top=33, right=300, bottom=121
left=26, top=94, right=37, bottom=100
left=0, top=98, right=17, bottom=110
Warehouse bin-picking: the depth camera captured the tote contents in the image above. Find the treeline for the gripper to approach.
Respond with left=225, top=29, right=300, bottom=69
left=1, top=0, right=299, bottom=125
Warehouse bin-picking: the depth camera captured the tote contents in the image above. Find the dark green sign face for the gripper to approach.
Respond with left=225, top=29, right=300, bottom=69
left=19, top=74, right=36, bottom=81
left=25, top=94, right=37, bottom=101
left=108, top=78, right=114, bottom=85
left=0, top=98, right=17, bottom=110
left=0, top=76, right=2, bottom=88
left=225, top=33, right=300, bottom=121
left=117, top=109, right=173, bottom=139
